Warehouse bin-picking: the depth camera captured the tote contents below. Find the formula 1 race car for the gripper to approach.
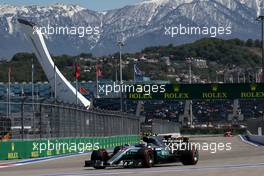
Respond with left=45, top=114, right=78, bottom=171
left=85, top=135, right=199, bottom=169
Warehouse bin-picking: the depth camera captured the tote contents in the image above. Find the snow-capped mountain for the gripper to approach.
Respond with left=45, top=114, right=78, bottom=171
left=0, top=0, right=264, bottom=59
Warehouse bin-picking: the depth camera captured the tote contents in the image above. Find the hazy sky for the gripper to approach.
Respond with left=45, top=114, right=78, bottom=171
left=0, top=0, right=143, bottom=11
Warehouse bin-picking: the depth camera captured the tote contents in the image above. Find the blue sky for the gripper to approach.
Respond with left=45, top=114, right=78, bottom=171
left=0, top=0, right=143, bottom=11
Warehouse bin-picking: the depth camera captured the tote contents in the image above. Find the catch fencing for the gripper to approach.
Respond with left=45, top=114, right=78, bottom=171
left=0, top=101, right=140, bottom=140
left=247, top=118, right=264, bottom=135
left=141, top=119, right=180, bottom=135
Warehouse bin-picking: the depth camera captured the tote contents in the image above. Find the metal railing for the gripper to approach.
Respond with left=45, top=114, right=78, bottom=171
left=0, top=101, right=140, bottom=139
left=141, top=119, right=180, bottom=135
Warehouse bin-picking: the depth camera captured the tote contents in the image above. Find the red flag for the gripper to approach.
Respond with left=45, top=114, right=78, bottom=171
left=75, top=63, right=80, bottom=79
left=96, top=64, right=102, bottom=77
left=79, top=86, right=88, bottom=94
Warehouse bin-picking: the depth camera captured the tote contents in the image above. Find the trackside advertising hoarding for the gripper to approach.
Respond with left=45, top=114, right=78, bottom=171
left=0, top=135, right=140, bottom=160
left=127, top=83, right=264, bottom=100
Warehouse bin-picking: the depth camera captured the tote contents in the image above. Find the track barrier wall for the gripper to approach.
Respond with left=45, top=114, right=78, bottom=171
left=0, top=135, right=140, bottom=160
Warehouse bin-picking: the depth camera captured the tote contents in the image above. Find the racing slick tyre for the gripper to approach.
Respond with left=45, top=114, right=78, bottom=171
left=137, top=148, right=154, bottom=168
left=91, top=149, right=109, bottom=169
left=180, top=147, right=199, bottom=165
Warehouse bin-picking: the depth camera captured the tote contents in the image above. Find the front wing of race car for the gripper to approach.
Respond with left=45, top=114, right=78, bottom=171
left=85, top=146, right=143, bottom=168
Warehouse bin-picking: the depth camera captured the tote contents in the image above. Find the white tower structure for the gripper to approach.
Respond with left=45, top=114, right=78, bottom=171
left=17, top=19, right=91, bottom=108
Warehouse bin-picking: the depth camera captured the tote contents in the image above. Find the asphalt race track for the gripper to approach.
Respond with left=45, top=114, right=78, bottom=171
left=1, top=136, right=264, bottom=176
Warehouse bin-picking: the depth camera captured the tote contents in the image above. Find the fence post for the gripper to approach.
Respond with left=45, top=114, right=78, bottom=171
left=39, top=103, right=42, bottom=139
left=21, top=99, right=25, bottom=140
left=75, top=106, right=77, bottom=137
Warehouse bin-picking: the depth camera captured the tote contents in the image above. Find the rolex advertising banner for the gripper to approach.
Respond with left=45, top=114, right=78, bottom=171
left=127, top=83, right=264, bottom=100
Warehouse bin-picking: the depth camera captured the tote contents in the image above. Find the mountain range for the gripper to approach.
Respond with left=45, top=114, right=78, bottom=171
left=0, top=0, right=264, bottom=59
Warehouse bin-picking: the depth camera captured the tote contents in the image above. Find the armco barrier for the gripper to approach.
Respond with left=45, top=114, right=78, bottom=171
left=0, top=135, right=140, bottom=160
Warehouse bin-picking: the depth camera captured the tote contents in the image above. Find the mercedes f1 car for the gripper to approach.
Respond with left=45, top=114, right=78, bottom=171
left=85, top=135, right=199, bottom=169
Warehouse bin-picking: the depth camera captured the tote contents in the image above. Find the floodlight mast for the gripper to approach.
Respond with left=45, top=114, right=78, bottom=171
left=256, top=15, right=264, bottom=82
left=118, top=41, right=124, bottom=112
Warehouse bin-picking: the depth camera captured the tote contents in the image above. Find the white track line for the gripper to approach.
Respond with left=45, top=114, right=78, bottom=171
left=239, top=135, right=260, bottom=147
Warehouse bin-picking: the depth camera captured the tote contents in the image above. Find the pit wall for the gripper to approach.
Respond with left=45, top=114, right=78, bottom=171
left=0, top=135, right=140, bottom=160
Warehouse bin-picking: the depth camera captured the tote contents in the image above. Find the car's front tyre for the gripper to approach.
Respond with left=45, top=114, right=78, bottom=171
left=91, top=149, right=109, bottom=169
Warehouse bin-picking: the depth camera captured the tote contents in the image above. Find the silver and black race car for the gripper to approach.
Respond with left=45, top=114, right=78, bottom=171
left=85, top=135, right=199, bottom=169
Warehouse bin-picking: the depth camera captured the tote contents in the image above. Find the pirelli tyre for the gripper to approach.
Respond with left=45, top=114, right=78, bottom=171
left=180, top=147, right=199, bottom=165
left=91, top=149, right=109, bottom=169
left=137, top=148, right=154, bottom=168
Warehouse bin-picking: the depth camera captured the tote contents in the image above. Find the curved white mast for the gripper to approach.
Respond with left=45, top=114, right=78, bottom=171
left=17, top=19, right=91, bottom=109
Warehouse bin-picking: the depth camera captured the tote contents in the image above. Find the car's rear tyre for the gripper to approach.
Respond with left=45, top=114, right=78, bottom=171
left=138, top=148, right=154, bottom=168
left=181, top=147, right=199, bottom=165
left=91, top=149, right=109, bottom=169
